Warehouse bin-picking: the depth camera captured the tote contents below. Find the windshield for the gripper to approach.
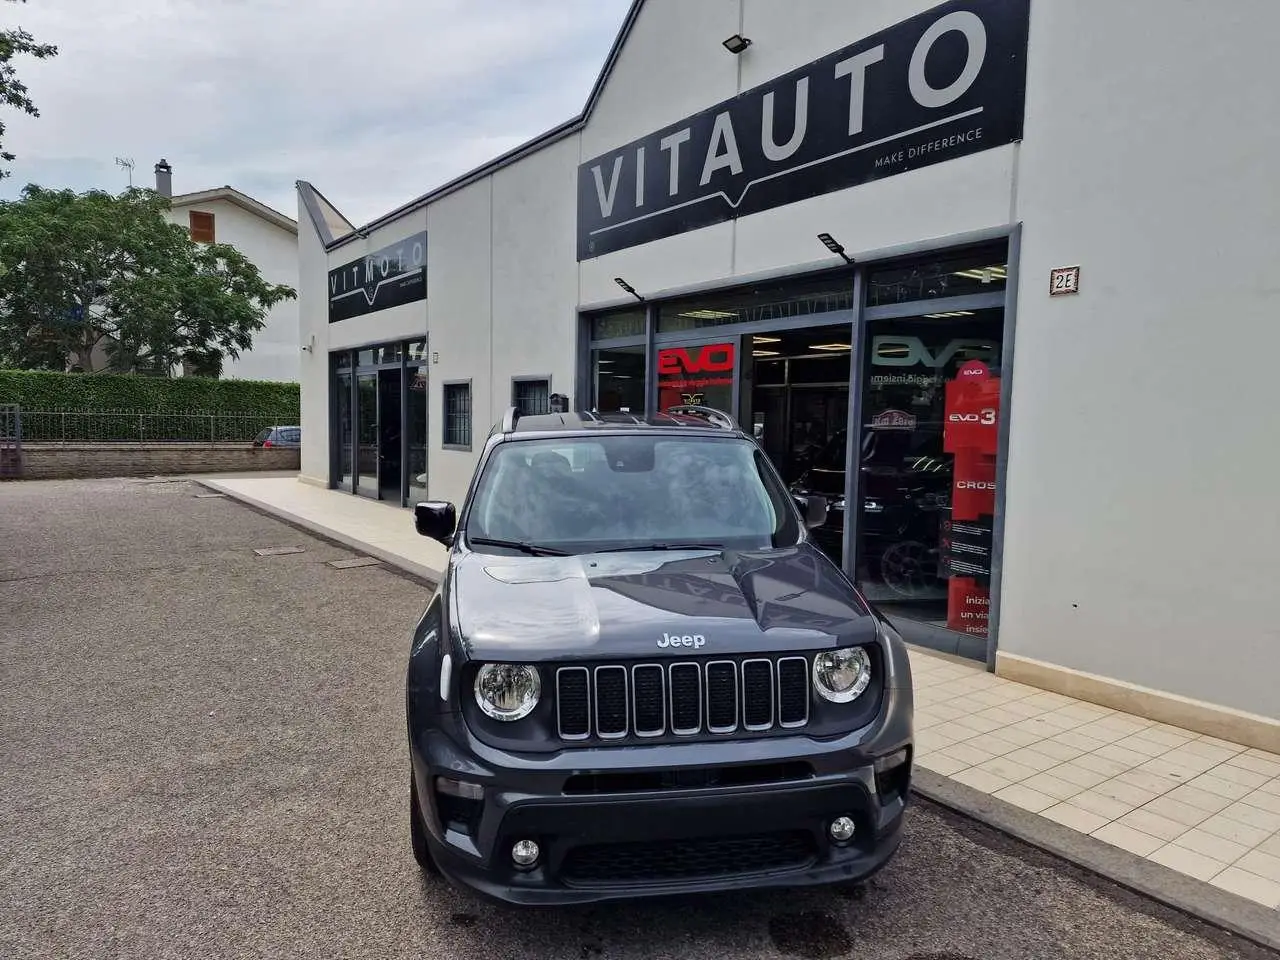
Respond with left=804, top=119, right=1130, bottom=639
left=464, top=434, right=801, bottom=553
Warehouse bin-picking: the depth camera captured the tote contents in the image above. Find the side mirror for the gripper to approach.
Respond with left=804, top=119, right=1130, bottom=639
left=801, top=494, right=829, bottom=529
left=414, top=501, right=457, bottom=545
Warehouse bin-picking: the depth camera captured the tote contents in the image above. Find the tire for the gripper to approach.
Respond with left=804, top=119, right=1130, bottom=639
left=409, top=769, right=440, bottom=875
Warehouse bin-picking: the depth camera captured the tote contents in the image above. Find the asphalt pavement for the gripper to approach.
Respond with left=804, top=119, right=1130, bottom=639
left=1, top=477, right=1274, bottom=960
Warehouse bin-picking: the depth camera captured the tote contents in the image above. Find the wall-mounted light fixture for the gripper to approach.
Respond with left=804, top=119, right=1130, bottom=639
left=614, top=277, right=644, bottom=303
left=723, top=34, right=752, bottom=54
left=817, top=232, right=854, bottom=264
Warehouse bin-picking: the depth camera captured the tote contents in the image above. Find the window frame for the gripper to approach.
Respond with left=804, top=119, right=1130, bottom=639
left=442, top=378, right=473, bottom=451
left=511, top=374, right=553, bottom=417
left=189, top=210, right=216, bottom=243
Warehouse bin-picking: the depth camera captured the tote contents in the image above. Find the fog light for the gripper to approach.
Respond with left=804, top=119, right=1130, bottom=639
left=829, top=816, right=856, bottom=843
left=435, top=776, right=484, bottom=801
left=511, top=839, right=540, bottom=867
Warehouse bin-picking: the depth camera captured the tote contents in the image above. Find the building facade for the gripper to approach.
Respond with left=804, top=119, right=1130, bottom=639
left=294, top=0, right=1280, bottom=748
left=156, top=161, right=302, bottom=383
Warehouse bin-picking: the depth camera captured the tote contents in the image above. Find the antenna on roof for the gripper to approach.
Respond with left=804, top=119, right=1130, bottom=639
left=114, top=156, right=135, bottom=188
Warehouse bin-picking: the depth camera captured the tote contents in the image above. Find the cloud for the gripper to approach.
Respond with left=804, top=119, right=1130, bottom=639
left=1, top=0, right=631, bottom=224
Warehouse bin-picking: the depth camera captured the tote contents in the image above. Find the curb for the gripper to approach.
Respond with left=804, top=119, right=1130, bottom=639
left=194, top=478, right=443, bottom=586
left=913, top=768, right=1280, bottom=952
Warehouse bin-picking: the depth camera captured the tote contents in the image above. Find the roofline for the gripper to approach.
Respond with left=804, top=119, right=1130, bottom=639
left=323, top=0, right=645, bottom=252
left=169, top=187, right=298, bottom=235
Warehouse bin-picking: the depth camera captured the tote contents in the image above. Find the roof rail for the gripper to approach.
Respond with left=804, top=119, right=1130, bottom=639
left=664, top=404, right=739, bottom=431
left=500, top=405, right=520, bottom=434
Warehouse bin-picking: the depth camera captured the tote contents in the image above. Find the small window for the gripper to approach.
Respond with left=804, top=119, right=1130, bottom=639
left=512, top=377, right=550, bottom=416
left=189, top=210, right=215, bottom=243
left=444, top=381, right=472, bottom=449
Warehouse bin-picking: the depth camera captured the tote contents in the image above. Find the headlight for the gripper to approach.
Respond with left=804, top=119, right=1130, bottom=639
left=474, top=663, right=541, bottom=721
left=812, top=646, right=873, bottom=703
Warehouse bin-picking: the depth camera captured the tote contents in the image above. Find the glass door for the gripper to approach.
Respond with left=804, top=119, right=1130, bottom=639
left=377, top=369, right=403, bottom=502
left=356, top=373, right=378, bottom=498
left=336, top=373, right=353, bottom=491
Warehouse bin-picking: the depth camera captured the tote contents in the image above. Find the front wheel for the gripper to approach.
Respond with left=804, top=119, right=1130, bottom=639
left=409, top=770, right=440, bottom=875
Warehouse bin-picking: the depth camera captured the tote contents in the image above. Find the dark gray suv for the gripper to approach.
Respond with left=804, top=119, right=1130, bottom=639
left=405, top=405, right=914, bottom=906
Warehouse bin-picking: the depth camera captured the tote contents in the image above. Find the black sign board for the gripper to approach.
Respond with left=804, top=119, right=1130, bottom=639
left=576, top=0, right=1029, bottom=261
left=941, top=515, right=994, bottom=586
left=328, top=230, right=428, bottom=323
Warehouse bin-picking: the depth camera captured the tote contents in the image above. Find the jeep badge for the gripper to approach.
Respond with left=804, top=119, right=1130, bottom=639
left=657, top=633, right=706, bottom=649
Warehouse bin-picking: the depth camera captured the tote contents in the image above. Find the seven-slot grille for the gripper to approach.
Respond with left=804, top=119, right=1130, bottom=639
left=556, top=657, right=810, bottom=741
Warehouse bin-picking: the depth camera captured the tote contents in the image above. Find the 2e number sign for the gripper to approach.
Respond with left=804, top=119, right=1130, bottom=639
left=1050, top=265, right=1081, bottom=297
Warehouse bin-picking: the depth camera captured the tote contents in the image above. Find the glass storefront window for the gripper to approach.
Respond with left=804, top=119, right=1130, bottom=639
left=655, top=340, right=734, bottom=414
left=590, top=308, right=646, bottom=341
left=592, top=345, right=646, bottom=413
left=356, top=373, right=378, bottom=498
left=336, top=373, right=353, bottom=490
left=407, top=339, right=428, bottom=363
left=865, top=245, right=1008, bottom=308
left=658, top=273, right=853, bottom=333
left=853, top=308, right=1004, bottom=640
left=334, top=351, right=352, bottom=370
left=407, top=366, right=427, bottom=502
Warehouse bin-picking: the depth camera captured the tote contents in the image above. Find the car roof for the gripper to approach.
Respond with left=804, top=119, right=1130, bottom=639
left=496, top=406, right=746, bottom=439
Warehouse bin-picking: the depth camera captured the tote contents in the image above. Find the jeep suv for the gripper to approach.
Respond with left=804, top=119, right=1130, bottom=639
left=405, top=405, right=914, bottom=905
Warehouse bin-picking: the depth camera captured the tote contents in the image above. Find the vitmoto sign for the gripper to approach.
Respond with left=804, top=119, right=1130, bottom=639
left=576, top=0, right=1029, bottom=261
left=328, top=230, right=428, bottom=323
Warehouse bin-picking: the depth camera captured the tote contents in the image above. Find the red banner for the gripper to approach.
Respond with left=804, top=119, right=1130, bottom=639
left=942, top=360, right=999, bottom=636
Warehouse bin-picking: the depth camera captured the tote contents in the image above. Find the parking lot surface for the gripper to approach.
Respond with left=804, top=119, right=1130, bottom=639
left=1, top=478, right=1274, bottom=960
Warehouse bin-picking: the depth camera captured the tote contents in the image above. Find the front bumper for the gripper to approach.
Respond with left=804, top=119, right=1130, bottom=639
left=409, top=688, right=912, bottom=906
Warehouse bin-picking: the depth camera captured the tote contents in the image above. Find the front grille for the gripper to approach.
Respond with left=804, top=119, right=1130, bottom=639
left=555, top=657, right=810, bottom=741
left=561, top=831, right=816, bottom=886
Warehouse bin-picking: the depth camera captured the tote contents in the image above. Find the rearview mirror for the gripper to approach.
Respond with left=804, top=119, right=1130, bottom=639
left=801, top=494, right=829, bottom=529
left=414, top=501, right=457, bottom=545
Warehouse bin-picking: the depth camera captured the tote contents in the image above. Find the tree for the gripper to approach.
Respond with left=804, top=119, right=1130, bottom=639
left=1, top=0, right=59, bottom=179
left=0, top=185, right=297, bottom=373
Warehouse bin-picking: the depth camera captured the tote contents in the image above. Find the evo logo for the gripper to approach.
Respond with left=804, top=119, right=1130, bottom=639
left=658, top=633, right=706, bottom=649
left=872, top=336, right=998, bottom=369
left=949, top=409, right=996, bottom=425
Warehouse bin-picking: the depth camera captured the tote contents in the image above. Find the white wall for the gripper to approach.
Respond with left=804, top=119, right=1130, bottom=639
left=490, top=136, right=580, bottom=423
left=165, top=198, right=300, bottom=382
left=296, top=199, right=330, bottom=483
left=998, top=0, right=1280, bottom=718
left=425, top=180, right=493, bottom=507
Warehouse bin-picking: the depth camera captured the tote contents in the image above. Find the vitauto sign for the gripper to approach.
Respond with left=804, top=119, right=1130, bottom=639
left=576, top=0, right=1029, bottom=260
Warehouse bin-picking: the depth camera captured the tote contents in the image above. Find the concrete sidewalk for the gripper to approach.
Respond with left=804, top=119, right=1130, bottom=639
left=198, top=474, right=1280, bottom=946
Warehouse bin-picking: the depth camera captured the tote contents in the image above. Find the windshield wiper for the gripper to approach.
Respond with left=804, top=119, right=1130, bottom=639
left=467, top=536, right=568, bottom=556
left=597, top=542, right=726, bottom=553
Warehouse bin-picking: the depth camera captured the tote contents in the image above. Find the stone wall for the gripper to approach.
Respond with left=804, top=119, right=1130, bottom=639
left=5, top=443, right=300, bottom=480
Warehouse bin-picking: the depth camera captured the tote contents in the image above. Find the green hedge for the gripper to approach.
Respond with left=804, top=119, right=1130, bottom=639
left=0, top=369, right=300, bottom=417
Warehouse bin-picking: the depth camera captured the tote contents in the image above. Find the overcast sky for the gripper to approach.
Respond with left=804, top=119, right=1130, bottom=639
left=1, top=0, right=631, bottom=225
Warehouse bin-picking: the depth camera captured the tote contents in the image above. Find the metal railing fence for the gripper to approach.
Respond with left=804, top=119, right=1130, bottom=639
left=15, top=408, right=298, bottom=444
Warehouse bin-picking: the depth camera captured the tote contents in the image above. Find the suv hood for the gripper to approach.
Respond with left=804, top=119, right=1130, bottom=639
left=449, top=541, right=876, bottom=662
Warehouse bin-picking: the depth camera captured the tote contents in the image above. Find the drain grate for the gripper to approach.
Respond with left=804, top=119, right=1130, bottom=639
left=253, top=546, right=305, bottom=557
left=327, top=557, right=381, bottom=569
left=194, top=493, right=227, bottom=499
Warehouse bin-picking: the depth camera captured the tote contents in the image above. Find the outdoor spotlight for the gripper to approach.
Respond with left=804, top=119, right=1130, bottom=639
left=614, top=277, right=644, bottom=303
left=722, top=34, right=752, bottom=54
left=817, top=232, right=854, bottom=264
